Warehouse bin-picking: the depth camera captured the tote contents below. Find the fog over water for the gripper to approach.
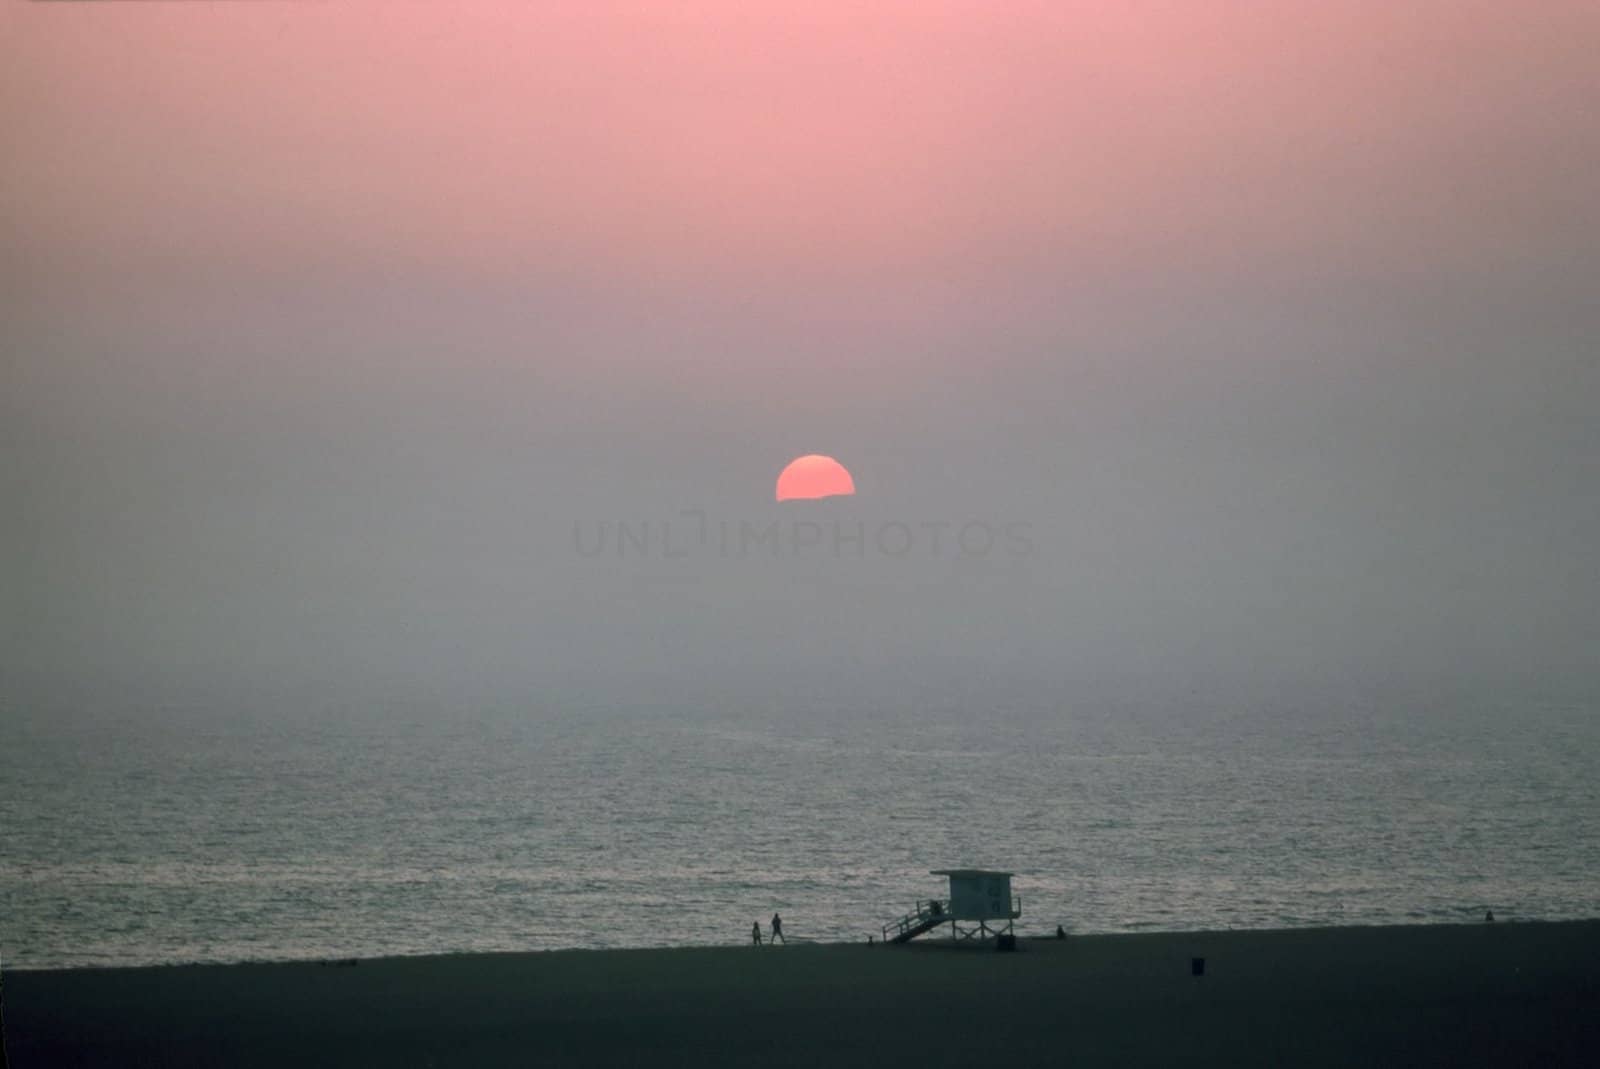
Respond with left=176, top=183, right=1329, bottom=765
left=3, top=3, right=1598, bottom=965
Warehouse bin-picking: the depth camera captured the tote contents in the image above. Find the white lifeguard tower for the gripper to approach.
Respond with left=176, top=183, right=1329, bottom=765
left=881, top=869, right=1021, bottom=944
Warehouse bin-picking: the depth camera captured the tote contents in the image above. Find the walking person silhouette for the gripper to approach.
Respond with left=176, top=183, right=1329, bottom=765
left=770, top=912, right=786, bottom=945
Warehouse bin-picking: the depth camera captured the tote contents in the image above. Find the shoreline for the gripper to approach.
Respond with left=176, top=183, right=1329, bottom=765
left=8, top=920, right=1599, bottom=1066
left=9, top=915, right=1579, bottom=975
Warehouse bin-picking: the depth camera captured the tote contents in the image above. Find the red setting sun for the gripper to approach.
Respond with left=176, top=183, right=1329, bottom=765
left=775, top=455, right=855, bottom=502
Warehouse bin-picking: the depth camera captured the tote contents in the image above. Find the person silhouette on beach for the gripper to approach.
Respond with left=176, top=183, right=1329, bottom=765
left=752, top=922, right=762, bottom=946
left=770, top=913, right=785, bottom=944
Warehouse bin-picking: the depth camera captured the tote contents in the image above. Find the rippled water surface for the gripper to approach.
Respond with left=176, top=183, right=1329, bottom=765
left=4, top=695, right=1597, bottom=967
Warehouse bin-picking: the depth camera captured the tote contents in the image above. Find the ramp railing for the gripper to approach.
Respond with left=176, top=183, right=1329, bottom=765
left=881, top=899, right=950, bottom=944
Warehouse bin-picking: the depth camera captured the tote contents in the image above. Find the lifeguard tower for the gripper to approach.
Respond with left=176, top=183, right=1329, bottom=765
left=881, top=869, right=1021, bottom=944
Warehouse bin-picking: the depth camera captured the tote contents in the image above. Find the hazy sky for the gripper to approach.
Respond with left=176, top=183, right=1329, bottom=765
left=5, top=3, right=1597, bottom=712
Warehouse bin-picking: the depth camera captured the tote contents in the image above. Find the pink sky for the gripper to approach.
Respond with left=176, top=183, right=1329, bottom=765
left=9, top=1, right=1596, bottom=425
left=5, top=4, right=1597, bottom=697
left=10, top=3, right=1595, bottom=298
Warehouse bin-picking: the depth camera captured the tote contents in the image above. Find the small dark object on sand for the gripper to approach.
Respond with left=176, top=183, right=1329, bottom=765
left=1056, top=925, right=1066, bottom=940
left=1192, top=957, right=1205, bottom=977
left=1486, top=911, right=1495, bottom=923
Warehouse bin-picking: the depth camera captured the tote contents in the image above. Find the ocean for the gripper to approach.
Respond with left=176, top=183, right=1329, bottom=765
left=4, top=691, right=1597, bottom=969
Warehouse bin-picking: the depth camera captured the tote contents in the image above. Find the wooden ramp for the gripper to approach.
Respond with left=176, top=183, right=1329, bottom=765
left=882, top=900, right=948, bottom=944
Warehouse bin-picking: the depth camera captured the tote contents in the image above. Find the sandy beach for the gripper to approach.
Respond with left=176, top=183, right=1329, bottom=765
left=7, top=920, right=1598, bottom=1067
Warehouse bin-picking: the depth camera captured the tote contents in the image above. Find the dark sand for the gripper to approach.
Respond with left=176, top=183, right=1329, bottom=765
left=7, top=922, right=1598, bottom=1067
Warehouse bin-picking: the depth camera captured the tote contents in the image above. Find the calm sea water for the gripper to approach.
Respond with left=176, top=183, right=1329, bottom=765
left=4, top=693, right=1598, bottom=968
